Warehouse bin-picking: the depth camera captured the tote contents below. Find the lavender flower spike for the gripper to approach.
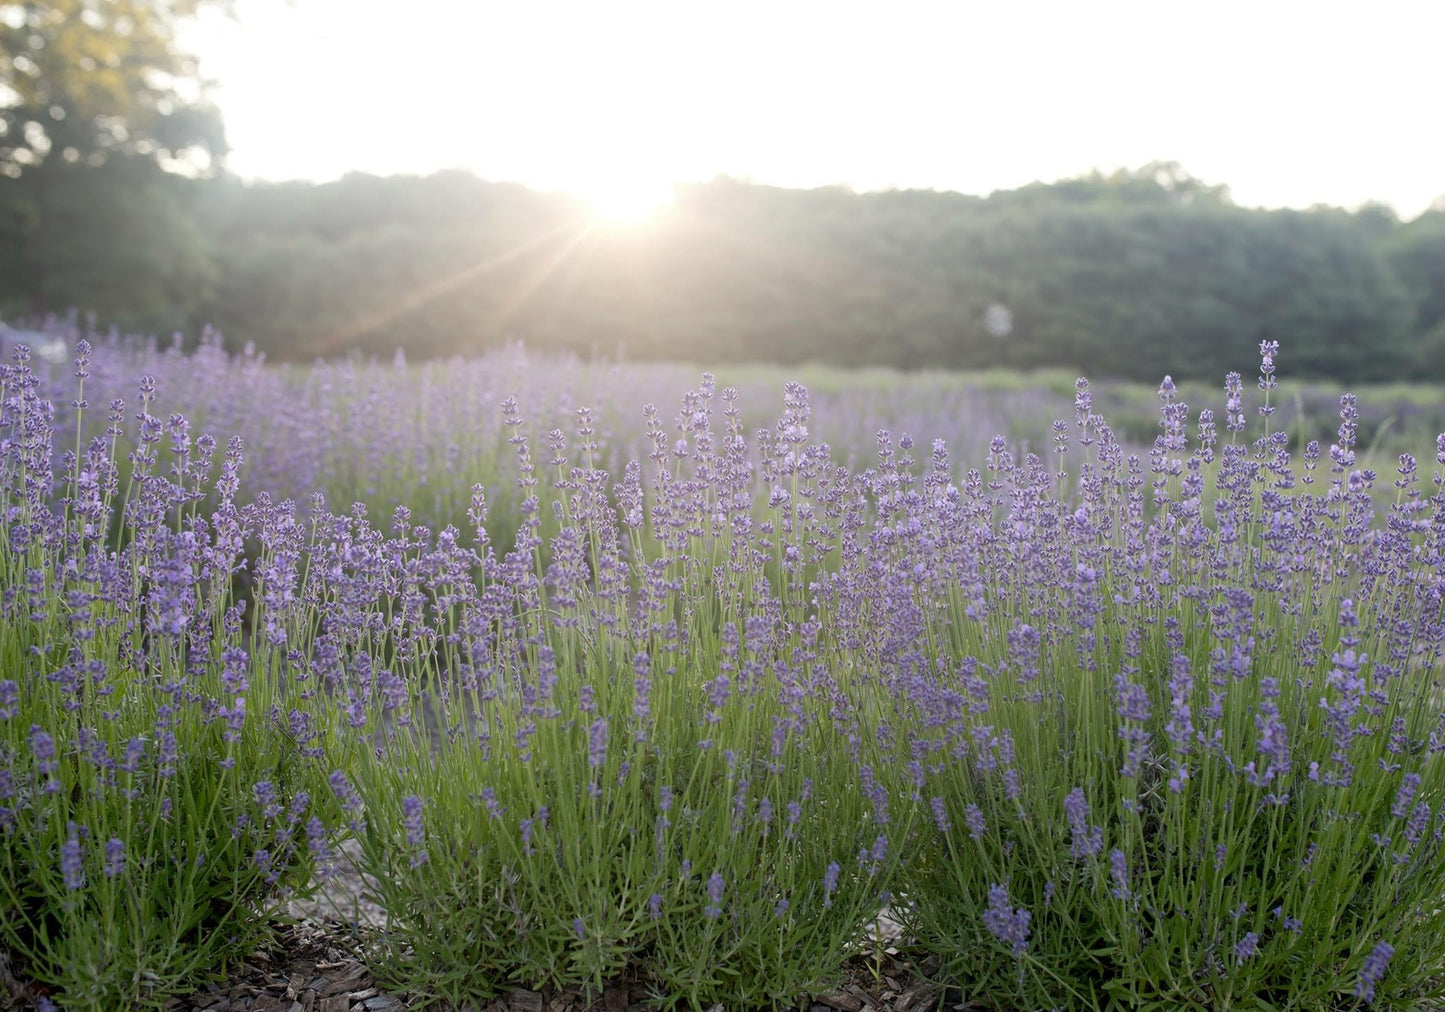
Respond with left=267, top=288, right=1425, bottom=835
left=981, top=883, right=1031, bottom=956
left=1356, top=942, right=1394, bottom=1004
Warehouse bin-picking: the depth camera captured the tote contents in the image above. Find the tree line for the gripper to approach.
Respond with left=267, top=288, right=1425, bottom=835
left=1, top=4, right=1442, bottom=381
left=3, top=161, right=1442, bottom=382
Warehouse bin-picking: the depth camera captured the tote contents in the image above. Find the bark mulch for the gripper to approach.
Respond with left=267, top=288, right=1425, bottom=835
left=5, top=836, right=964, bottom=1012
left=167, top=918, right=952, bottom=1012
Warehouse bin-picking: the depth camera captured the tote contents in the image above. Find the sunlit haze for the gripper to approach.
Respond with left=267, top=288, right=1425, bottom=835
left=181, top=0, right=1445, bottom=219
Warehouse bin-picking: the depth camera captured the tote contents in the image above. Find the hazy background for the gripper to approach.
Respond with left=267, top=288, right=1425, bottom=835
left=1, top=0, right=1443, bottom=381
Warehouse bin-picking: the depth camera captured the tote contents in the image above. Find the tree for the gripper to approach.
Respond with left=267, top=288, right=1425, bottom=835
left=0, top=0, right=226, bottom=176
left=1382, top=210, right=1445, bottom=370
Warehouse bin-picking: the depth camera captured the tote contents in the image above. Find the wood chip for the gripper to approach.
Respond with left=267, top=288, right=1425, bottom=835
left=363, top=997, right=407, bottom=1012
left=319, top=965, right=369, bottom=996
left=817, top=993, right=865, bottom=1012
left=505, top=988, right=544, bottom=1012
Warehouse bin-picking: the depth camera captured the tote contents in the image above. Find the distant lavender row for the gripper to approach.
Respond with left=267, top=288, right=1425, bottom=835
left=4, top=320, right=1079, bottom=540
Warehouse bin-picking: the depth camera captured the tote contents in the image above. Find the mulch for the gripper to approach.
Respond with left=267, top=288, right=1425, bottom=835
left=166, top=918, right=952, bottom=1012
left=4, top=836, right=961, bottom=1012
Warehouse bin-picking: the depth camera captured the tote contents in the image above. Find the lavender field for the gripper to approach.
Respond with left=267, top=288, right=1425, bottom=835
left=3, top=326, right=1445, bottom=1010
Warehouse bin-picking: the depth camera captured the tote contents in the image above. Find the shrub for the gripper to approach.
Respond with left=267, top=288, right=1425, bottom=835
left=0, top=342, right=337, bottom=1009
left=883, top=359, right=1445, bottom=1008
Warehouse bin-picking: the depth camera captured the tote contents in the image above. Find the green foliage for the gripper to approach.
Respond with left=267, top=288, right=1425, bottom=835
left=1385, top=210, right=1445, bottom=360
left=0, top=368, right=337, bottom=1009
left=0, top=0, right=226, bottom=175
left=896, top=594, right=1445, bottom=1010
left=7, top=332, right=1445, bottom=1009
left=1, top=162, right=1442, bottom=381
left=0, top=157, right=217, bottom=330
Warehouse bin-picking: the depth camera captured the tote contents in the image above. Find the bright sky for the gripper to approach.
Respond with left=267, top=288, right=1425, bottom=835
left=187, top=0, right=1445, bottom=220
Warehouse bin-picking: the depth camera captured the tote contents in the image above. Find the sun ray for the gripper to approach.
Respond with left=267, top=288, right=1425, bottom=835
left=304, top=221, right=587, bottom=357
left=489, top=223, right=598, bottom=327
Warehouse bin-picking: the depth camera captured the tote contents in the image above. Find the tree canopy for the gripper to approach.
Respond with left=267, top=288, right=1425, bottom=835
left=0, top=0, right=225, bottom=175
left=0, top=1, right=1441, bottom=383
left=3, top=163, right=1443, bottom=383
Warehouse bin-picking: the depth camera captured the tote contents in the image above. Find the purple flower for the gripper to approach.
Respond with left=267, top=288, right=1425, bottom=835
left=103, top=837, right=125, bottom=878
left=1109, top=849, right=1131, bottom=900
left=981, top=882, right=1031, bottom=956
left=1064, top=788, right=1104, bottom=859
left=704, top=871, right=724, bottom=919
left=1392, top=774, right=1421, bottom=819
left=1273, top=906, right=1303, bottom=933
left=859, top=765, right=889, bottom=825
left=1357, top=941, right=1394, bottom=1004
left=633, top=651, right=652, bottom=725
left=307, top=817, right=335, bottom=879
left=823, top=861, right=840, bottom=908
left=329, top=771, right=365, bottom=831
left=930, top=797, right=951, bottom=834
left=28, top=725, right=57, bottom=775
left=1405, top=802, right=1432, bottom=846
left=61, top=824, right=85, bottom=891
left=220, top=646, right=249, bottom=695
left=222, top=696, right=246, bottom=745
left=158, top=730, right=179, bottom=778
left=964, top=804, right=986, bottom=841
left=402, top=795, right=428, bottom=867
left=587, top=716, right=608, bottom=769
left=1234, top=931, right=1259, bottom=964
left=253, top=780, right=281, bottom=819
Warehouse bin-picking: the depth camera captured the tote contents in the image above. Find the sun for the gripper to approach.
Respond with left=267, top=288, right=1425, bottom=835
left=579, top=178, right=675, bottom=226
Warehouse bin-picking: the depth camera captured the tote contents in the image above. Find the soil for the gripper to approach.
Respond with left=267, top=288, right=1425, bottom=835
left=163, top=840, right=951, bottom=1012
left=2, top=837, right=950, bottom=1012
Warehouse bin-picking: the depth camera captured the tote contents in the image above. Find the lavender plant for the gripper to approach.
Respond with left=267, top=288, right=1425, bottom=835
left=322, top=380, right=913, bottom=1008
left=878, top=348, right=1445, bottom=1009
left=4, top=327, right=1444, bottom=1011
left=7, top=320, right=1062, bottom=546
left=0, top=342, right=339, bottom=1009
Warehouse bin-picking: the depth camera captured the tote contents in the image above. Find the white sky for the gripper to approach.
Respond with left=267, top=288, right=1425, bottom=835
left=186, top=0, right=1445, bottom=219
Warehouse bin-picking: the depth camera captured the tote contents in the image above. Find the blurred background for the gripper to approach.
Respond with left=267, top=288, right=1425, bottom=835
left=0, top=0, right=1442, bottom=382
